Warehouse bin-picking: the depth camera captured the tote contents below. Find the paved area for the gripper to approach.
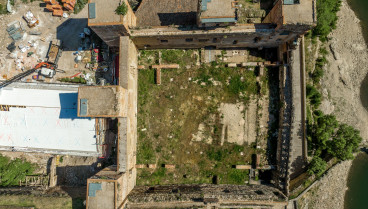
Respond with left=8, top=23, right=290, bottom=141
left=289, top=41, right=306, bottom=179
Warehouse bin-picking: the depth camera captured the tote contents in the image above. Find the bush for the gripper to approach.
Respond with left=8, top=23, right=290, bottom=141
left=0, top=155, right=35, bottom=186
left=74, top=0, right=88, bottom=14
left=226, top=169, right=249, bottom=184
left=306, top=84, right=322, bottom=108
left=312, top=67, right=324, bottom=84
left=207, top=148, right=228, bottom=162
left=115, top=2, right=128, bottom=16
left=307, top=156, right=326, bottom=176
left=314, top=0, right=341, bottom=41
left=0, top=4, right=8, bottom=15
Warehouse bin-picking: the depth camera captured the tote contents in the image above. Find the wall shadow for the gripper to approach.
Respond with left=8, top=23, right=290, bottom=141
left=58, top=93, right=79, bottom=119
left=57, top=18, right=88, bottom=51
left=158, top=12, right=197, bottom=26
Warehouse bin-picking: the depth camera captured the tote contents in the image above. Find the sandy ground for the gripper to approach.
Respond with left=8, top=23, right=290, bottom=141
left=297, top=160, right=352, bottom=209
left=300, top=0, right=368, bottom=208
left=320, top=0, right=368, bottom=143
left=217, top=101, right=257, bottom=146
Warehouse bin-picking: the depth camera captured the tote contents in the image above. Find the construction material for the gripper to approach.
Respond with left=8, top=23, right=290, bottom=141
left=23, top=11, right=39, bottom=28
left=47, top=40, right=62, bottom=65
left=7, top=21, right=24, bottom=42
left=53, top=10, right=63, bottom=17
left=235, top=165, right=252, bottom=170
left=155, top=68, right=161, bottom=85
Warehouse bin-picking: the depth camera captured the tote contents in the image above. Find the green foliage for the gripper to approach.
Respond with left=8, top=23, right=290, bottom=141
left=160, top=49, right=195, bottom=67
left=307, top=156, right=327, bottom=176
left=137, top=131, right=155, bottom=164
left=74, top=0, right=88, bottom=14
left=228, top=75, right=247, bottom=96
left=59, top=77, right=86, bottom=84
left=314, top=0, right=341, bottom=41
left=327, top=124, right=362, bottom=160
left=312, top=57, right=327, bottom=84
left=224, top=169, right=249, bottom=184
left=0, top=4, right=8, bottom=15
left=306, top=84, right=321, bottom=108
left=309, top=112, right=362, bottom=161
left=115, top=2, right=128, bottom=16
left=0, top=155, right=35, bottom=186
left=207, top=147, right=228, bottom=161
left=311, top=114, right=338, bottom=154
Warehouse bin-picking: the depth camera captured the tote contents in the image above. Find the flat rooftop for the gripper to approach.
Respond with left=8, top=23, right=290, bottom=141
left=87, top=181, right=115, bottom=209
left=283, top=0, right=315, bottom=25
left=78, top=86, right=127, bottom=118
left=200, top=0, right=235, bottom=18
left=88, top=0, right=122, bottom=24
left=0, top=88, right=97, bottom=155
left=135, top=0, right=198, bottom=26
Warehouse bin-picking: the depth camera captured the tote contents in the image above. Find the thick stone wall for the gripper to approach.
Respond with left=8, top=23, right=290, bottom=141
left=127, top=184, right=287, bottom=208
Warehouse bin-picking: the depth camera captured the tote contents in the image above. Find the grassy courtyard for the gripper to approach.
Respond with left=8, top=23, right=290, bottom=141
left=136, top=49, right=276, bottom=185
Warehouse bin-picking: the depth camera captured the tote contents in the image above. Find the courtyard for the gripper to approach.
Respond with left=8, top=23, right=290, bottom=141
left=136, top=49, right=280, bottom=186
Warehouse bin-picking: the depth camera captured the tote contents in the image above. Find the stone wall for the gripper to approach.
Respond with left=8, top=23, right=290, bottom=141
left=127, top=184, right=287, bottom=208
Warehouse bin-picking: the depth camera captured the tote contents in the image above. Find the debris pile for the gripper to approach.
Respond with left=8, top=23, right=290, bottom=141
left=23, top=11, right=39, bottom=27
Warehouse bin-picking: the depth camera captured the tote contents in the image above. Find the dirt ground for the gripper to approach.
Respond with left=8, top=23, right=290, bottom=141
left=0, top=2, right=108, bottom=84
left=136, top=49, right=278, bottom=185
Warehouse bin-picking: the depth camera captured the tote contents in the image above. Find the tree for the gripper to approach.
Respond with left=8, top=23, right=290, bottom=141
left=327, top=124, right=362, bottom=160
left=307, top=156, right=327, bottom=176
left=115, top=2, right=128, bottom=16
left=312, top=114, right=338, bottom=155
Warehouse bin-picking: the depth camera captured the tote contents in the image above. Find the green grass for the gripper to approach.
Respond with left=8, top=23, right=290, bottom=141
left=136, top=50, right=269, bottom=186
left=0, top=154, right=35, bottom=187
left=0, top=195, right=84, bottom=209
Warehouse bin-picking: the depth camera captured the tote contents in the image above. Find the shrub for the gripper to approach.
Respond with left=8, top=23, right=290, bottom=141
left=228, top=75, right=247, bottom=96
left=306, top=84, right=322, bottom=108
left=312, top=67, right=324, bottom=84
left=307, top=156, right=326, bottom=176
left=314, top=0, right=341, bottom=41
left=226, top=169, right=249, bottom=184
left=0, top=155, right=35, bottom=186
left=115, top=2, right=128, bottom=16
left=74, top=0, right=88, bottom=14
